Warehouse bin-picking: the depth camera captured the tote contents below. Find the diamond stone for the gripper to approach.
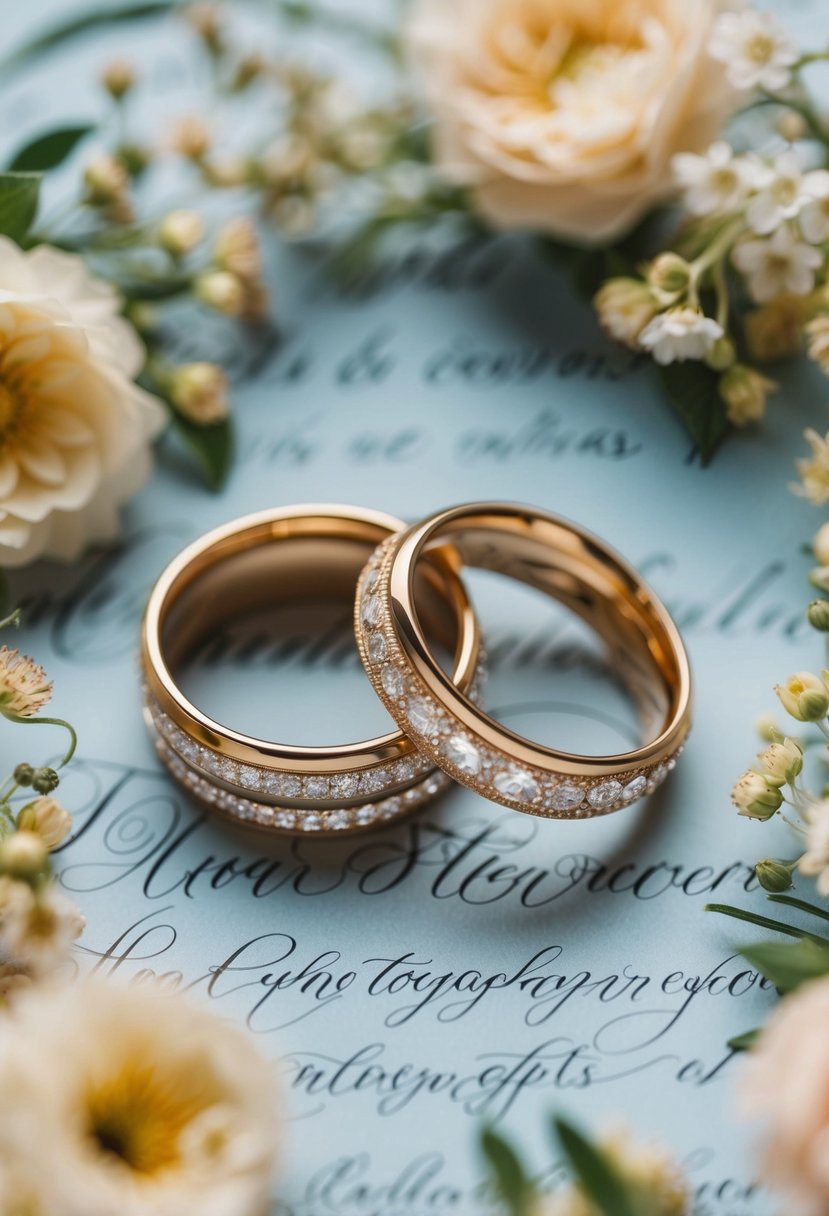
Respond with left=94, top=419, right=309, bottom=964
left=407, top=696, right=439, bottom=738
left=331, top=773, right=360, bottom=799
left=363, top=568, right=379, bottom=595
left=443, top=733, right=481, bottom=775
left=301, top=813, right=322, bottom=832
left=239, top=766, right=262, bottom=790
left=264, top=773, right=301, bottom=798
left=217, top=758, right=239, bottom=783
left=368, top=632, right=387, bottom=663
left=549, top=782, right=584, bottom=811
left=355, top=805, right=377, bottom=826
left=588, top=780, right=623, bottom=809
left=328, top=810, right=352, bottom=830
left=381, top=666, right=407, bottom=700
left=361, top=594, right=382, bottom=628
left=274, top=810, right=297, bottom=829
left=361, top=767, right=389, bottom=794
left=304, top=776, right=330, bottom=800
left=494, top=767, right=539, bottom=803
left=622, top=775, right=648, bottom=802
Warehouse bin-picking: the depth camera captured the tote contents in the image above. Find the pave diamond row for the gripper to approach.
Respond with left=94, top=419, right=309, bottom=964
left=355, top=541, right=682, bottom=820
left=155, top=737, right=451, bottom=834
left=144, top=691, right=436, bottom=806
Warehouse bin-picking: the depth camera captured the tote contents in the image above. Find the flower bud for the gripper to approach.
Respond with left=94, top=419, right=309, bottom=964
left=594, top=278, right=658, bottom=347
left=184, top=3, right=223, bottom=55
left=232, top=52, right=267, bottom=91
left=705, top=336, right=737, bottom=372
left=117, top=142, right=151, bottom=178
left=170, top=116, right=211, bottom=161
left=101, top=58, right=135, bottom=101
left=158, top=209, right=205, bottom=257
left=17, top=797, right=72, bottom=850
left=647, top=253, right=692, bottom=297
left=194, top=271, right=244, bottom=316
left=13, top=764, right=34, bottom=787
left=170, top=363, right=229, bottom=426
left=808, top=599, right=829, bottom=632
left=757, top=737, right=803, bottom=786
left=0, top=832, right=48, bottom=884
left=732, top=770, right=784, bottom=820
left=718, top=365, right=777, bottom=425
left=810, top=566, right=829, bottom=594
left=214, top=217, right=261, bottom=280
left=755, top=858, right=795, bottom=893
left=31, top=768, right=59, bottom=795
left=776, top=673, right=829, bottom=722
left=777, top=110, right=808, bottom=142
left=814, top=522, right=829, bottom=566
left=83, top=153, right=129, bottom=206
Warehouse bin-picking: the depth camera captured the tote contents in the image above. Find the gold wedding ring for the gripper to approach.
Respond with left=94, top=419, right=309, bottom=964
left=141, top=505, right=484, bottom=835
left=355, top=502, right=692, bottom=819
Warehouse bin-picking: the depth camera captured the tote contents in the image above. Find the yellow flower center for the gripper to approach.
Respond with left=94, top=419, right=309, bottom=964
left=747, top=33, right=775, bottom=65
left=86, top=1063, right=215, bottom=1178
left=712, top=167, right=738, bottom=194
left=0, top=378, right=22, bottom=445
left=772, top=178, right=798, bottom=207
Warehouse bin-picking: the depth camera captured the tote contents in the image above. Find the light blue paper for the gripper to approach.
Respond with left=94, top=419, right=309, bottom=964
left=1, top=4, right=826, bottom=1213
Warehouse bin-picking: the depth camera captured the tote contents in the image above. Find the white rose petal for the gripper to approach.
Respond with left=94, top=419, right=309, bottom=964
left=406, top=0, right=745, bottom=244
left=0, top=237, right=165, bottom=567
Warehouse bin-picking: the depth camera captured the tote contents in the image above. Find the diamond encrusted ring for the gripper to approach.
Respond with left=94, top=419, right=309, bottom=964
left=141, top=505, right=484, bottom=835
left=355, top=502, right=692, bottom=821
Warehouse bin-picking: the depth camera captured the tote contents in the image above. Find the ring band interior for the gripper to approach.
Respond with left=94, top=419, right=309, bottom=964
left=407, top=511, right=685, bottom=748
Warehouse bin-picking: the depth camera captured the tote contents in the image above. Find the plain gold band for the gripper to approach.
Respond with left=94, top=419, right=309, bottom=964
left=355, top=501, right=692, bottom=819
left=141, top=504, right=484, bottom=834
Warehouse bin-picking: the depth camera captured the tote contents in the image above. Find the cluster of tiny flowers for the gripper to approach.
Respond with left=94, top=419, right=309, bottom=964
left=730, top=547, right=829, bottom=896
left=543, top=1127, right=690, bottom=1216
left=0, top=644, right=81, bottom=987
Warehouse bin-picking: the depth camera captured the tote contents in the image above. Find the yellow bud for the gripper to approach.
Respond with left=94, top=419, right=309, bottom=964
left=170, top=116, right=211, bottom=161
left=705, top=336, right=737, bottom=372
left=169, top=362, right=229, bottom=426
left=158, top=209, right=205, bottom=257
left=719, top=365, right=777, bottom=426
left=83, top=153, right=129, bottom=206
left=594, top=279, right=658, bottom=347
left=647, top=253, right=692, bottom=297
left=16, top=797, right=72, bottom=850
left=101, top=58, right=135, bottom=101
left=0, top=831, right=48, bottom=883
left=195, top=271, right=244, bottom=316
left=757, top=738, right=803, bottom=786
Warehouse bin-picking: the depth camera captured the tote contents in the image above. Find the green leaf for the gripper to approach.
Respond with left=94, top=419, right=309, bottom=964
left=554, top=1118, right=637, bottom=1216
left=657, top=361, right=729, bottom=465
left=728, top=1029, right=760, bottom=1052
left=742, top=938, right=829, bottom=994
left=480, top=1127, right=532, bottom=1215
left=0, top=173, right=41, bottom=243
left=0, top=3, right=177, bottom=75
left=705, top=902, right=829, bottom=944
left=8, top=124, right=94, bottom=173
left=169, top=414, right=233, bottom=492
left=767, top=894, right=829, bottom=923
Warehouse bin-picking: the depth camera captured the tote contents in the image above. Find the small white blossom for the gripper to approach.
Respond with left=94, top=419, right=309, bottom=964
left=799, top=173, right=829, bottom=243
left=673, top=142, right=757, bottom=216
left=800, top=801, right=829, bottom=895
left=747, top=153, right=817, bottom=235
left=639, top=308, right=724, bottom=365
left=732, top=226, right=823, bottom=303
left=709, top=9, right=799, bottom=92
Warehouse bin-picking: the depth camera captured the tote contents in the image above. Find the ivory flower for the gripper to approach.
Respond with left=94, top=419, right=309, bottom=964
left=639, top=308, right=723, bottom=365
left=0, top=979, right=279, bottom=1216
left=746, top=153, right=815, bottom=236
left=0, top=238, right=165, bottom=567
left=594, top=279, right=658, bottom=345
left=406, top=0, right=744, bottom=244
left=741, top=977, right=829, bottom=1214
left=158, top=210, right=205, bottom=257
left=813, top=521, right=829, bottom=566
left=0, top=881, right=84, bottom=974
left=795, top=427, right=829, bottom=505
left=0, top=648, right=51, bottom=717
left=801, top=180, right=829, bottom=245
left=543, top=1127, right=689, bottom=1215
left=709, top=9, right=798, bottom=92
left=731, top=769, right=782, bottom=820
left=775, top=671, right=829, bottom=721
left=806, top=315, right=829, bottom=374
left=673, top=141, right=756, bottom=216
left=732, top=227, right=823, bottom=304
left=756, top=737, right=802, bottom=787
left=215, top=217, right=262, bottom=281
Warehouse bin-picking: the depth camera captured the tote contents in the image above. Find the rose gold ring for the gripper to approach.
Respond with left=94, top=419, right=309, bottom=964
left=141, top=505, right=483, bottom=835
left=355, top=501, right=692, bottom=820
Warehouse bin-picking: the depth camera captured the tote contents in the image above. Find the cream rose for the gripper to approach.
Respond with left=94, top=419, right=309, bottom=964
left=741, top=977, right=829, bottom=1214
left=0, top=238, right=165, bottom=568
left=406, top=0, right=744, bottom=244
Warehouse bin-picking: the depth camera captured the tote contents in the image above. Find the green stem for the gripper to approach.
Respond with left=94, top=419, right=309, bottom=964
left=0, top=609, right=20, bottom=630
left=0, top=713, right=77, bottom=767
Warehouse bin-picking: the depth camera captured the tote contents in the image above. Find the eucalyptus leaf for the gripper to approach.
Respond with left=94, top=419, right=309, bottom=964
left=169, top=413, right=233, bottom=492
left=728, top=1030, right=760, bottom=1052
left=0, top=2, right=177, bottom=74
left=554, top=1117, right=637, bottom=1216
left=8, top=124, right=94, bottom=173
left=0, top=173, right=41, bottom=243
left=706, top=902, right=829, bottom=944
left=657, top=361, right=729, bottom=465
left=480, top=1127, right=532, bottom=1215
left=742, top=938, right=829, bottom=994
